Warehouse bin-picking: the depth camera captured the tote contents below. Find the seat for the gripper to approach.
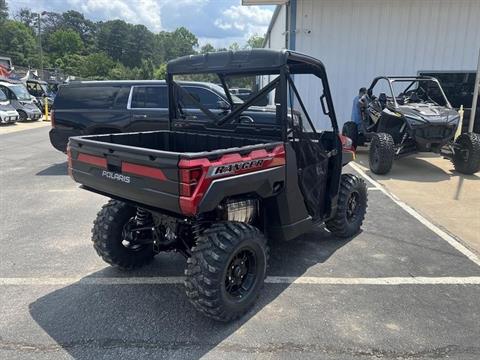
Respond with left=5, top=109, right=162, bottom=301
left=378, top=93, right=387, bottom=109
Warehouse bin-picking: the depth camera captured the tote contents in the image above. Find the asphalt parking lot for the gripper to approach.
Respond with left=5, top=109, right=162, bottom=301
left=1, top=126, right=480, bottom=359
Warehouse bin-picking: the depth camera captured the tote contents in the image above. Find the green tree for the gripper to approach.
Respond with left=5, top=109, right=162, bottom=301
left=200, top=43, right=215, bottom=54
left=138, top=58, right=154, bottom=79
left=14, top=8, right=36, bottom=31
left=61, top=10, right=96, bottom=44
left=0, top=20, right=38, bottom=67
left=159, top=27, right=198, bottom=61
left=228, top=42, right=240, bottom=51
left=124, top=24, right=155, bottom=68
left=245, top=34, right=264, bottom=49
left=97, top=20, right=131, bottom=64
left=108, top=62, right=135, bottom=80
left=48, top=29, right=83, bottom=57
left=82, top=52, right=115, bottom=79
left=0, top=0, right=8, bottom=21
left=54, top=53, right=86, bottom=75
left=153, top=63, right=167, bottom=80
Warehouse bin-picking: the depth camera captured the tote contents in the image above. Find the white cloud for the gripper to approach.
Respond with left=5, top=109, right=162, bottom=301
left=214, top=4, right=273, bottom=39
left=9, top=0, right=274, bottom=47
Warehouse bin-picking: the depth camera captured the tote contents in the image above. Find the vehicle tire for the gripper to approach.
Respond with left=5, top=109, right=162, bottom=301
left=185, top=222, right=268, bottom=322
left=369, top=132, right=395, bottom=174
left=452, top=132, right=480, bottom=175
left=342, top=121, right=359, bottom=149
left=18, top=110, right=28, bottom=122
left=91, top=200, right=155, bottom=270
left=325, top=174, right=368, bottom=238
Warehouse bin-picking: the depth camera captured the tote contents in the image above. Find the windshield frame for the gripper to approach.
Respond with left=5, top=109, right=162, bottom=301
left=389, top=78, right=451, bottom=109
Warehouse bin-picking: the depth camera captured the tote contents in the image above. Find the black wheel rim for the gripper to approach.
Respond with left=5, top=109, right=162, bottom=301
left=225, top=248, right=257, bottom=300
left=346, top=191, right=360, bottom=222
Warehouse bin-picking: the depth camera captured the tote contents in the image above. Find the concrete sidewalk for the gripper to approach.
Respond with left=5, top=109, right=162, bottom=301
left=355, top=148, right=480, bottom=254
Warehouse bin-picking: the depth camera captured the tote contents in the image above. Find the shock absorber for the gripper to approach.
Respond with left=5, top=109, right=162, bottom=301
left=135, top=208, right=150, bottom=225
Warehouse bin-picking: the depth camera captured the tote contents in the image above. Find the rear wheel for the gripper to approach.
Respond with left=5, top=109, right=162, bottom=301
left=369, top=132, right=395, bottom=174
left=326, top=174, right=368, bottom=238
left=452, top=133, right=480, bottom=175
left=185, top=222, right=268, bottom=322
left=18, top=110, right=28, bottom=122
left=342, top=121, right=359, bottom=149
left=91, top=200, right=155, bottom=270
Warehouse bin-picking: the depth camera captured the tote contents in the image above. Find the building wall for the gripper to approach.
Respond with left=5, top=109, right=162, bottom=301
left=266, top=0, right=480, bottom=129
left=268, top=5, right=287, bottom=50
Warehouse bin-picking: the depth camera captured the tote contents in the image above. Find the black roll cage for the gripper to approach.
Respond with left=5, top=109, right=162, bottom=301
left=368, top=76, right=452, bottom=109
left=166, top=49, right=339, bottom=141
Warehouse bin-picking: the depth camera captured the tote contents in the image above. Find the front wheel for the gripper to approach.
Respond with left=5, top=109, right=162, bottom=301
left=452, top=132, right=480, bottom=174
left=18, top=111, right=28, bottom=122
left=91, top=200, right=155, bottom=270
left=185, top=222, right=268, bottom=322
left=326, top=174, right=368, bottom=238
left=369, top=132, right=395, bottom=174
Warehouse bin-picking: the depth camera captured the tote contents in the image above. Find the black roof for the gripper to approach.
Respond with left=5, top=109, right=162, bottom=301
left=167, top=49, right=327, bottom=76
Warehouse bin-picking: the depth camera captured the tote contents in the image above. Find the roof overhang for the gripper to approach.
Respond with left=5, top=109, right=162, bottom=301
left=242, top=0, right=288, bottom=4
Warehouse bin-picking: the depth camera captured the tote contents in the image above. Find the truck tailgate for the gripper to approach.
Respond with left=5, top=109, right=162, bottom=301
left=68, top=136, right=183, bottom=213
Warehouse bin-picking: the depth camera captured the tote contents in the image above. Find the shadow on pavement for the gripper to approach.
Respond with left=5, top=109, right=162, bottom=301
left=36, top=162, right=68, bottom=176
left=29, top=226, right=352, bottom=359
left=355, top=147, right=479, bottom=183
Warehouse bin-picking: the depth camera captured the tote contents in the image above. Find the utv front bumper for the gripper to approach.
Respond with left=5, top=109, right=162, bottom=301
left=412, top=124, right=456, bottom=146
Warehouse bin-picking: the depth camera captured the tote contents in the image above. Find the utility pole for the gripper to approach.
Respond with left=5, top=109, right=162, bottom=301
left=37, top=12, right=43, bottom=80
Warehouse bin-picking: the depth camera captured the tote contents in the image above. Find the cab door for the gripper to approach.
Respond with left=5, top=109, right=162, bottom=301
left=127, top=85, right=169, bottom=132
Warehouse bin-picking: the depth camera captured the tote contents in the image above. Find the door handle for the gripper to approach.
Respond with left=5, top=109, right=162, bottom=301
left=133, top=114, right=147, bottom=119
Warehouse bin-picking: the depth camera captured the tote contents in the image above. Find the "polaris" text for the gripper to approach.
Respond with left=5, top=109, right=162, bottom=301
left=102, top=170, right=131, bottom=183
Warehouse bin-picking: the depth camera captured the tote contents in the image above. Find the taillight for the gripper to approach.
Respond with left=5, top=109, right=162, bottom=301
left=179, top=167, right=203, bottom=197
left=50, top=109, right=55, bottom=127
left=339, top=134, right=354, bottom=151
left=77, top=153, right=107, bottom=168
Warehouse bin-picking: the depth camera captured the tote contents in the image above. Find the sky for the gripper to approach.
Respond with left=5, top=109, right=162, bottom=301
left=8, top=0, right=275, bottom=48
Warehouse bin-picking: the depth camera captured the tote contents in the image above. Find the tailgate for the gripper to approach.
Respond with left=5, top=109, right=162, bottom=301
left=68, top=136, right=182, bottom=213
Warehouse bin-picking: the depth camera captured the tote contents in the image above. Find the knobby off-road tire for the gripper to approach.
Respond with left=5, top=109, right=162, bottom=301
left=92, top=200, right=155, bottom=270
left=369, top=132, right=395, bottom=174
left=325, top=174, right=368, bottom=238
left=185, top=222, right=269, bottom=322
left=342, top=121, right=359, bottom=149
left=452, top=132, right=480, bottom=175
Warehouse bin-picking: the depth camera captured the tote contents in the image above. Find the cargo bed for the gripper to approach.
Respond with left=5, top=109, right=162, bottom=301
left=68, top=130, right=284, bottom=216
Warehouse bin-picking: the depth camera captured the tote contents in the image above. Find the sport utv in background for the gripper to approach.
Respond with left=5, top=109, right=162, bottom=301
left=342, top=76, right=480, bottom=175
left=68, top=49, right=368, bottom=321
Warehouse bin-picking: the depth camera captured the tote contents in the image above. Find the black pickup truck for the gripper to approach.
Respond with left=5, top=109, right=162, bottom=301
left=68, top=49, right=367, bottom=321
left=50, top=80, right=278, bottom=152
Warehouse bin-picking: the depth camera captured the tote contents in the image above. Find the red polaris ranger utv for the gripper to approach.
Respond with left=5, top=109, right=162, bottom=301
left=67, top=49, right=368, bottom=321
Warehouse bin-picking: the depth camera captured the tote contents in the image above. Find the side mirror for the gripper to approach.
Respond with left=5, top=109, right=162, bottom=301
left=217, top=100, right=230, bottom=111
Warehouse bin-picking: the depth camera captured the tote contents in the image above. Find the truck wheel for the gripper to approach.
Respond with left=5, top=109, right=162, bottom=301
left=185, top=222, right=268, bottom=322
left=342, top=121, right=359, bottom=149
left=92, top=200, right=155, bottom=270
left=18, top=110, right=28, bottom=122
left=452, top=133, right=480, bottom=175
left=326, top=174, right=368, bottom=238
left=369, top=132, right=394, bottom=174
